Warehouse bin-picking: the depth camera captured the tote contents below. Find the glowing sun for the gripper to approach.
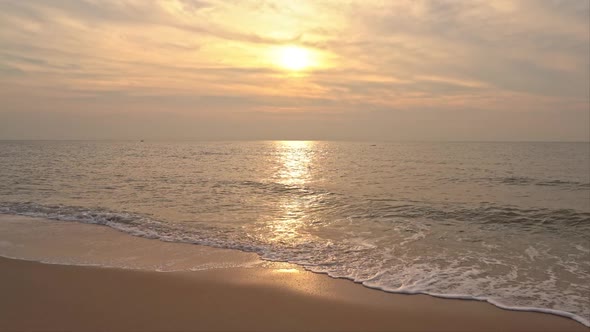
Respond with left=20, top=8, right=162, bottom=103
left=278, top=46, right=311, bottom=71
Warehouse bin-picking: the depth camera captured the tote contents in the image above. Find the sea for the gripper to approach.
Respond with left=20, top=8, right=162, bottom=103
left=0, top=140, right=588, bottom=325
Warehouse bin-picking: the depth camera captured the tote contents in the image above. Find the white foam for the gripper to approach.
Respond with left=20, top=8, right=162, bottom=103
left=329, top=270, right=590, bottom=327
left=574, top=244, right=590, bottom=253
left=1, top=207, right=589, bottom=328
left=524, top=246, right=539, bottom=261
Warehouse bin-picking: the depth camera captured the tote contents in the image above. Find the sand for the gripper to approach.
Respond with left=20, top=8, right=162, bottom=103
left=0, top=257, right=586, bottom=332
left=0, top=215, right=587, bottom=331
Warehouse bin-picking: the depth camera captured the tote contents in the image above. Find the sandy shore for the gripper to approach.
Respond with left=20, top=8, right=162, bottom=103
left=0, top=256, right=586, bottom=332
left=0, top=215, right=588, bottom=331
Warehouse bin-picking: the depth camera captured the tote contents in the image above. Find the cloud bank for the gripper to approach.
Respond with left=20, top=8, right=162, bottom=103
left=0, top=0, right=588, bottom=140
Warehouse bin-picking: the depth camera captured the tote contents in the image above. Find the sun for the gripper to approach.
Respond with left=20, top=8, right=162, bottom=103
left=278, top=46, right=311, bottom=71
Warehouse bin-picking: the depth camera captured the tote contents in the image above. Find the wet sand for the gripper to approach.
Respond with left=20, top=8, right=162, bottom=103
left=0, top=255, right=587, bottom=331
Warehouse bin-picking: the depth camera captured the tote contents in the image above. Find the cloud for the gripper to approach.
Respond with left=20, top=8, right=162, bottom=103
left=0, top=0, right=588, bottom=140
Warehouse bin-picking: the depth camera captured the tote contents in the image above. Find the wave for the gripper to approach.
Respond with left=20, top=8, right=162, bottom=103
left=363, top=202, right=590, bottom=229
left=0, top=201, right=588, bottom=327
left=436, top=175, right=590, bottom=191
left=492, top=176, right=590, bottom=190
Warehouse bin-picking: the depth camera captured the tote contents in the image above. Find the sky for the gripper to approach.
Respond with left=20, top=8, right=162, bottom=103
left=0, top=0, right=588, bottom=141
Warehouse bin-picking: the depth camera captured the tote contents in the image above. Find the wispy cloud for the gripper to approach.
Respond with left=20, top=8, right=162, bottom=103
left=0, top=0, right=588, bottom=140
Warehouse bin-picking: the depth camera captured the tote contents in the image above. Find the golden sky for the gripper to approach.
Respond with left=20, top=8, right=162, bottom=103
left=0, top=0, right=588, bottom=140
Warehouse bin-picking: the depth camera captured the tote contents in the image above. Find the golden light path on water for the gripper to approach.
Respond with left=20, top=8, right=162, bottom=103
left=264, top=141, right=316, bottom=248
left=276, top=141, right=314, bottom=186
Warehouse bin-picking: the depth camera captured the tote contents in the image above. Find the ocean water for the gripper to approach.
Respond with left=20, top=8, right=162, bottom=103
left=0, top=141, right=589, bottom=325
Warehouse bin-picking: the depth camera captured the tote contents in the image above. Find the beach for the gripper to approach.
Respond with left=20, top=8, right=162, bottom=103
left=1, top=0, right=589, bottom=329
left=0, top=215, right=587, bottom=332
left=1, top=257, right=587, bottom=332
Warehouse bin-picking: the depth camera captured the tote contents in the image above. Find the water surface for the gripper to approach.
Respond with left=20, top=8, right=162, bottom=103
left=1, top=141, right=588, bottom=325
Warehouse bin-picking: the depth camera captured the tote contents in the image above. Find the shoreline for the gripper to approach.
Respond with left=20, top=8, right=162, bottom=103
left=1, top=256, right=587, bottom=332
left=0, top=214, right=588, bottom=331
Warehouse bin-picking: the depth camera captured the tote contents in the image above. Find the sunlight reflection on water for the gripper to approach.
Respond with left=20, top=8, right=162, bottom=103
left=275, top=140, right=314, bottom=186
left=266, top=141, right=316, bottom=246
